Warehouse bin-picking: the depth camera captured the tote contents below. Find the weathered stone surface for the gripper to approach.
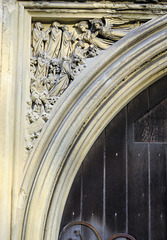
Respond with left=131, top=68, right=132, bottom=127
left=26, top=0, right=167, bottom=154
left=18, top=14, right=167, bottom=240
left=1, top=1, right=167, bottom=240
left=27, top=16, right=142, bottom=152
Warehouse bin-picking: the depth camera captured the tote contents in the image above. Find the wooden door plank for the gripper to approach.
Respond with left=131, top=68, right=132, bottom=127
left=128, top=143, right=149, bottom=240
left=149, top=76, right=167, bottom=109
left=105, top=108, right=127, bottom=238
left=127, top=89, right=149, bottom=143
left=82, top=131, right=105, bottom=239
left=150, top=144, right=167, bottom=240
left=60, top=168, right=82, bottom=235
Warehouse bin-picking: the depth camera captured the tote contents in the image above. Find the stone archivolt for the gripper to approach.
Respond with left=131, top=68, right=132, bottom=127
left=26, top=17, right=142, bottom=152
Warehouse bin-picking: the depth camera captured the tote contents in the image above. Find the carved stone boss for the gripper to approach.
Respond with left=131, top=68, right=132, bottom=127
left=26, top=17, right=142, bottom=153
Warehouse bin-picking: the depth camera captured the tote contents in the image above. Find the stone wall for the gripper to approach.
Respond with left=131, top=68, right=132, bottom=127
left=0, top=1, right=17, bottom=239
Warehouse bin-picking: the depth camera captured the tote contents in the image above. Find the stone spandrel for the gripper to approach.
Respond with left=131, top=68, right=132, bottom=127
left=25, top=13, right=153, bottom=155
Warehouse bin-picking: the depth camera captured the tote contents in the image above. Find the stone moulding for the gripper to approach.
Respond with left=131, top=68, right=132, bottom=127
left=13, top=6, right=167, bottom=239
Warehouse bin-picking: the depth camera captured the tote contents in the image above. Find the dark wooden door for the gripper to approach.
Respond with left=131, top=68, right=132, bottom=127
left=59, top=76, right=167, bottom=240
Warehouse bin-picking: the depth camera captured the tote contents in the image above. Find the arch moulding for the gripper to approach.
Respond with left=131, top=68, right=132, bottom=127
left=14, top=14, right=167, bottom=240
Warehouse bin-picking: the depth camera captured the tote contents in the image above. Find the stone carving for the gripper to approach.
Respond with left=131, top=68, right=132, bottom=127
left=59, top=25, right=75, bottom=59
left=26, top=17, right=142, bottom=153
left=46, top=21, right=62, bottom=58
left=50, top=56, right=74, bottom=97
left=32, top=22, right=49, bottom=56
left=75, top=20, right=111, bottom=50
left=90, top=18, right=129, bottom=41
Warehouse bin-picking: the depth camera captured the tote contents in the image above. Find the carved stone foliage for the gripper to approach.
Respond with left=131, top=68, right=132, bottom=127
left=26, top=17, right=142, bottom=153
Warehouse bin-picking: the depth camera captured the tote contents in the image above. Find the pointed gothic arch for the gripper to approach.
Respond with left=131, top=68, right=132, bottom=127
left=14, top=14, right=167, bottom=240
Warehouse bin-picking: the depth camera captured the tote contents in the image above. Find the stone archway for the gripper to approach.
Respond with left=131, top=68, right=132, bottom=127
left=13, top=14, right=167, bottom=240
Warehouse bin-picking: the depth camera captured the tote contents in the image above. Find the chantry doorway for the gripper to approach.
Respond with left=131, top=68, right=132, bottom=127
left=59, top=76, right=167, bottom=240
left=16, top=14, right=167, bottom=240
